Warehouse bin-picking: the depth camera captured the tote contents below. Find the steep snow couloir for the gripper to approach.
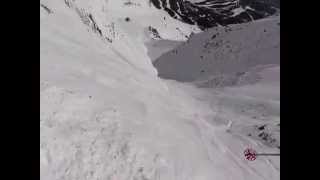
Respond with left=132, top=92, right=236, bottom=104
left=40, top=0, right=279, bottom=180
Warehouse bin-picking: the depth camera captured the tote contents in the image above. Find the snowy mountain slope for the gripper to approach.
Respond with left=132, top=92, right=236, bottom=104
left=152, top=14, right=280, bottom=173
left=61, top=0, right=201, bottom=42
left=154, top=16, right=280, bottom=85
left=205, top=65, right=280, bottom=149
left=41, top=0, right=279, bottom=180
left=162, top=67, right=280, bottom=175
left=150, top=0, right=280, bottom=29
left=41, top=0, right=202, bottom=75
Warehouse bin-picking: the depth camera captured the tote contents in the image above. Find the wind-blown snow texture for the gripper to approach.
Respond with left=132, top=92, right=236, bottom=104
left=40, top=0, right=279, bottom=180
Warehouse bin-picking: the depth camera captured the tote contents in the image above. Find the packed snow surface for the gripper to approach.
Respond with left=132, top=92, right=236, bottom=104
left=40, top=0, right=279, bottom=180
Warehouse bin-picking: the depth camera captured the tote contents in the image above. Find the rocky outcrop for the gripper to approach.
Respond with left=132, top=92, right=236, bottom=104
left=150, top=0, right=279, bottom=29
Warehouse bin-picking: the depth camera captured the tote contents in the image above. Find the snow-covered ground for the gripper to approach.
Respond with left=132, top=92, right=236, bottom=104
left=154, top=16, right=280, bottom=84
left=40, top=0, right=279, bottom=180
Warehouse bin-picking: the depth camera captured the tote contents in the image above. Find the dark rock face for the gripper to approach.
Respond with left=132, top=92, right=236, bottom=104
left=150, top=0, right=279, bottom=30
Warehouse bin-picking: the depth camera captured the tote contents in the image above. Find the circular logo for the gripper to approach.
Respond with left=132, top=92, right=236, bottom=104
left=244, top=148, right=257, bottom=161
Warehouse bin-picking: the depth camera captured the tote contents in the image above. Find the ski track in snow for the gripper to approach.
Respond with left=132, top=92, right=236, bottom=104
left=40, top=1, right=279, bottom=180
